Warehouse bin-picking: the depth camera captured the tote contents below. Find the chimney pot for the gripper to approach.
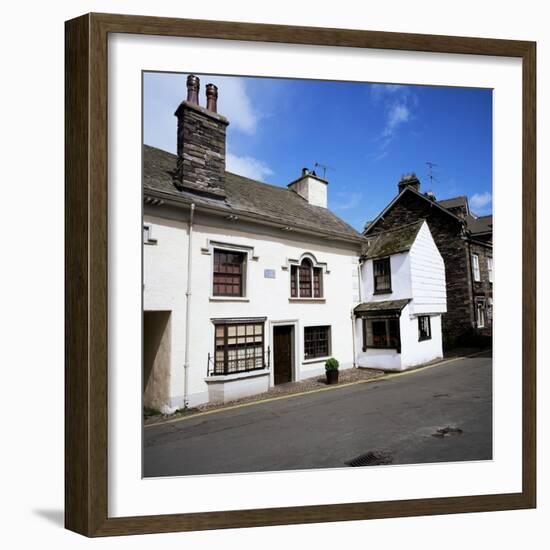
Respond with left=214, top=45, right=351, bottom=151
left=302, top=167, right=309, bottom=176
left=398, top=172, right=421, bottom=194
left=206, top=83, right=218, bottom=113
left=186, top=74, right=200, bottom=105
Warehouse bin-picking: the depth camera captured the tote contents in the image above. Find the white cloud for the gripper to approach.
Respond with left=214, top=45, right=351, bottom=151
left=226, top=153, right=273, bottom=181
left=383, top=102, right=410, bottom=137
left=369, top=84, right=417, bottom=160
left=470, top=191, right=492, bottom=212
left=210, top=76, right=259, bottom=134
left=332, top=192, right=363, bottom=211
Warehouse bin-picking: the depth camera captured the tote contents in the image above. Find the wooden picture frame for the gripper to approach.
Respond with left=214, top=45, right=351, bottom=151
left=65, top=12, right=536, bottom=537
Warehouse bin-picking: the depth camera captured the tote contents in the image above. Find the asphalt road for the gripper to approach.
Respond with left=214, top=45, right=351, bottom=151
left=143, top=352, right=492, bottom=477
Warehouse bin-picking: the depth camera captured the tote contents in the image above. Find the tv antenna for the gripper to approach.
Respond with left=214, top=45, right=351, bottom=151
left=314, top=162, right=335, bottom=180
left=426, top=161, right=439, bottom=189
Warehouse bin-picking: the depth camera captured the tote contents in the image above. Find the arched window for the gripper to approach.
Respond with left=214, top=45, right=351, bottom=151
left=291, top=257, right=323, bottom=298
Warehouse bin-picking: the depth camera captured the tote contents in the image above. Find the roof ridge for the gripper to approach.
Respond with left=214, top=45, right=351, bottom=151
left=367, top=219, right=424, bottom=237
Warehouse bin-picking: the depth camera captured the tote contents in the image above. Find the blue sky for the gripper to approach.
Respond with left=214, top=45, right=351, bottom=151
left=144, top=72, right=493, bottom=231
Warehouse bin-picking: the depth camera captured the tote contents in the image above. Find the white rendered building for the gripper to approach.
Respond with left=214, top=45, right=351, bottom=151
left=354, top=220, right=447, bottom=371
left=143, top=76, right=365, bottom=411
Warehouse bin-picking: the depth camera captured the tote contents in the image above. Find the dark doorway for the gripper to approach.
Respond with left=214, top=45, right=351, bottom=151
left=143, top=310, right=171, bottom=412
left=273, top=325, right=294, bottom=385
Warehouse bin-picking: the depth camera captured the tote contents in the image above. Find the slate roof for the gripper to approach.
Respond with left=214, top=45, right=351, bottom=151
left=361, top=220, right=424, bottom=259
left=143, top=145, right=364, bottom=243
left=437, top=196, right=468, bottom=211
left=354, top=299, right=411, bottom=315
left=465, top=214, right=493, bottom=236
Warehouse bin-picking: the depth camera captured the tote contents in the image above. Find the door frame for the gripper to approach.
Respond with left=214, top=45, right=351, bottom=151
left=269, top=320, right=299, bottom=387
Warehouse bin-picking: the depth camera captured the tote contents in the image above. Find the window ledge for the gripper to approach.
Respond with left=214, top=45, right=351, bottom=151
left=205, top=368, right=269, bottom=383
left=373, top=290, right=392, bottom=295
left=209, top=296, right=250, bottom=302
left=288, top=298, right=326, bottom=303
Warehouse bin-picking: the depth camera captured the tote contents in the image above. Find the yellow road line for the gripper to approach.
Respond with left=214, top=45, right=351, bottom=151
left=145, top=350, right=489, bottom=428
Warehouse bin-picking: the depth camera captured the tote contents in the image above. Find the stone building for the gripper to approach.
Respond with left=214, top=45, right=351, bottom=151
left=364, top=174, right=493, bottom=348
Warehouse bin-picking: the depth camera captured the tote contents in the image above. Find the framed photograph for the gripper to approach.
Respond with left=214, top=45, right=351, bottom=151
left=65, top=13, right=536, bottom=537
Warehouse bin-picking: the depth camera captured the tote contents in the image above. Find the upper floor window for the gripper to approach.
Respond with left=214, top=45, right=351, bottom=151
left=373, top=257, right=392, bottom=294
left=143, top=223, right=157, bottom=245
left=472, top=253, right=481, bottom=282
left=213, top=249, right=246, bottom=297
left=487, top=257, right=493, bottom=283
left=291, top=258, right=323, bottom=298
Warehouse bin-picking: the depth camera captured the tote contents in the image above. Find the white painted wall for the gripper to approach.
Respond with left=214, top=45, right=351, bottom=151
left=362, top=252, right=411, bottom=302
left=354, top=305, right=444, bottom=371
left=144, top=210, right=360, bottom=407
left=400, top=307, right=443, bottom=368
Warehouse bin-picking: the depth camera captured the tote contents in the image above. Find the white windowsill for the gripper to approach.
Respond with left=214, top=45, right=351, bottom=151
left=209, top=296, right=250, bottom=302
left=302, top=356, right=331, bottom=365
left=288, top=298, right=326, bottom=303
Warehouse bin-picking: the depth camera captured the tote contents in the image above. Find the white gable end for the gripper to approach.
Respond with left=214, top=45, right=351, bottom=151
left=409, top=221, right=447, bottom=315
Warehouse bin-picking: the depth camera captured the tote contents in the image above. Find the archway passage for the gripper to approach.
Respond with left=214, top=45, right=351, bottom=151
left=143, top=310, right=171, bottom=413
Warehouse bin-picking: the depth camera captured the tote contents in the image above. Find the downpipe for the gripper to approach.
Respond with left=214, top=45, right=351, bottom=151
left=183, top=203, right=195, bottom=408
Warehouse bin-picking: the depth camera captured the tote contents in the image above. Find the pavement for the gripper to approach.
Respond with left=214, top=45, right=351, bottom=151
left=143, top=351, right=492, bottom=477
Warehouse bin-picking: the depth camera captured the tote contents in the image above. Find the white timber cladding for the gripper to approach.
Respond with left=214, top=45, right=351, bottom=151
left=143, top=210, right=360, bottom=408
left=408, top=222, right=447, bottom=315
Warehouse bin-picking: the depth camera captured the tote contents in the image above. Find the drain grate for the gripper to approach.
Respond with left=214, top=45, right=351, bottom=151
left=431, top=426, right=463, bottom=438
left=346, top=451, right=393, bottom=467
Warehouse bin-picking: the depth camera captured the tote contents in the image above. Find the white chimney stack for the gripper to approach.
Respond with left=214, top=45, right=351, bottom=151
left=287, top=168, right=328, bottom=208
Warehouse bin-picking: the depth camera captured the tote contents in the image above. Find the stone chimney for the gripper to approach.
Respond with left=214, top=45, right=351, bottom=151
left=398, top=173, right=421, bottom=194
left=287, top=168, right=328, bottom=208
left=174, top=75, right=229, bottom=198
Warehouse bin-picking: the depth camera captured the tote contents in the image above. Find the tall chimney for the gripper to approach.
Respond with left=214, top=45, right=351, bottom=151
left=398, top=173, right=421, bottom=194
left=186, top=74, right=200, bottom=104
left=174, top=75, right=229, bottom=198
left=206, top=83, right=218, bottom=113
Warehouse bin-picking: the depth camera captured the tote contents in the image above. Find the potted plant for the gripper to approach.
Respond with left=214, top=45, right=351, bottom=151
left=325, top=357, right=339, bottom=385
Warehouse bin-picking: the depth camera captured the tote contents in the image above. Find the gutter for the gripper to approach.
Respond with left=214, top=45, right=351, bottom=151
left=183, top=203, right=195, bottom=408
left=144, top=189, right=367, bottom=247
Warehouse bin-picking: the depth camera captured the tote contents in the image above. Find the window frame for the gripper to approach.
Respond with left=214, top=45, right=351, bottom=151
left=303, top=325, right=331, bottom=360
left=290, top=256, right=324, bottom=299
left=472, top=253, right=481, bottom=282
left=475, top=297, right=486, bottom=328
left=373, top=257, right=392, bottom=294
left=212, top=321, right=265, bottom=375
left=143, top=223, right=157, bottom=245
left=418, top=315, right=432, bottom=341
left=362, top=316, right=401, bottom=352
left=487, top=256, right=493, bottom=284
left=212, top=248, right=247, bottom=298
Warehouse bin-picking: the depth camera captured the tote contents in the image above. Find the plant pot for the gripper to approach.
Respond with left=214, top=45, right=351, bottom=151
left=326, top=370, right=339, bottom=385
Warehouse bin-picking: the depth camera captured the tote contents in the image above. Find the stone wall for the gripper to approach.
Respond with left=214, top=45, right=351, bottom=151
left=174, top=101, right=229, bottom=198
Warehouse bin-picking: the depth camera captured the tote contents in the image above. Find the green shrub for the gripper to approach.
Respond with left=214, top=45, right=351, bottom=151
left=325, top=357, right=339, bottom=372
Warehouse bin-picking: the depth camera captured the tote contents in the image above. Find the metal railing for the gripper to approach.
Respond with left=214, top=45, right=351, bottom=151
left=207, top=346, right=270, bottom=377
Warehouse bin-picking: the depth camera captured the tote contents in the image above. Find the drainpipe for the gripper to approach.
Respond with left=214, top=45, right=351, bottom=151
left=183, top=203, right=195, bottom=408
left=351, top=309, right=357, bottom=368
left=351, top=259, right=363, bottom=368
